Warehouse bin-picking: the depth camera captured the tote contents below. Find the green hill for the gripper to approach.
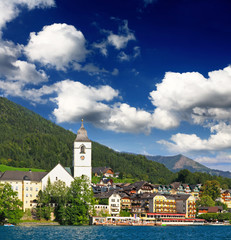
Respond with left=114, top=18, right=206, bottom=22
left=0, top=97, right=174, bottom=184
left=0, top=164, right=45, bottom=172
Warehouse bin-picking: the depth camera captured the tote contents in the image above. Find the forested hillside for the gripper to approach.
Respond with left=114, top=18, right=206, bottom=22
left=0, top=97, right=174, bottom=184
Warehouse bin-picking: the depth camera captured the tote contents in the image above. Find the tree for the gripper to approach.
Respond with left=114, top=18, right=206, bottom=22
left=201, top=180, right=221, bottom=201
left=0, top=183, right=23, bottom=224
left=196, top=195, right=215, bottom=207
left=36, top=176, right=95, bottom=225
left=64, top=175, right=95, bottom=225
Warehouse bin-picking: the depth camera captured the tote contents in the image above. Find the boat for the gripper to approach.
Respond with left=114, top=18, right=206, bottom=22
left=4, top=223, right=14, bottom=227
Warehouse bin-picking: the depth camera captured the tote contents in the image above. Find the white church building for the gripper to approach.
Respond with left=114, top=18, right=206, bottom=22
left=0, top=120, right=92, bottom=211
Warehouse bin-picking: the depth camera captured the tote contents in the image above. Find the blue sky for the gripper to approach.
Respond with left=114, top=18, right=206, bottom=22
left=0, top=0, right=231, bottom=171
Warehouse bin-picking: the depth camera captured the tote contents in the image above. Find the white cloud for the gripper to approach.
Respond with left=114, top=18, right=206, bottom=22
left=0, top=0, right=55, bottom=31
left=9, top=79, right=153, bottom=134
left=195, top=153, right=231, bottom=172
left=24, top=23, right=88, bottom=71
left=150, top=66, right=231, bottom=129
left=158, top=122, right=231, bottom=153
left=11, top=60, right=48, bottom=84
left=107, top=103, right=153, bottom=134
left=108, top=33, right=135, bottom=50
left=151, top=66, right=231, bottom=153
left=107, top=20, right=136, bottom=50
left=93, top=41, right=108, bottom=56
left=94, top=19, right=136, bottom=58
left=52, top=80, right=119, bottom=123
left=0, top=40, right=48, bottom=98
left=51, top=80, right=154, bottom=133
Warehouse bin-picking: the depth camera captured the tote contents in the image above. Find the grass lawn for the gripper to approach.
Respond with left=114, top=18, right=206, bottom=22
left=0, top=164, right=46, bottom=172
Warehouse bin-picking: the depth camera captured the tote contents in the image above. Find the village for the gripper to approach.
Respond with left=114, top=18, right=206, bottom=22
left=0, top=121, right=231, bottom=226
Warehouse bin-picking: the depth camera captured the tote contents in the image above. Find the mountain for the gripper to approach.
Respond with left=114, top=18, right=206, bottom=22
left=146, top=154, right=231, bottom=178
left=0, top=97, right=174, bottom=184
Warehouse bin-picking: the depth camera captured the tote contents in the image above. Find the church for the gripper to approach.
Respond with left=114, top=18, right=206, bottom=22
left=0, top=120, right=92, bottom=211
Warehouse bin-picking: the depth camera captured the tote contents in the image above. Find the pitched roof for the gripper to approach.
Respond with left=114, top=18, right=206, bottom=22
left=0, top=170, right=47, bottom=181
left=94, top=190, right=119, bottom=199
left=173, top=194, right=192, bottom=201
left=207, top=206, right=223, bottom=213
left=93, top=167, right=113, bottom=175
left=170, top=182, right=182, bottom=190
left=128, top=181, right=153, bottom=191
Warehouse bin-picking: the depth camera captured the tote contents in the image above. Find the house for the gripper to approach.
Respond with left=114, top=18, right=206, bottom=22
left=99, top=178, right=113, bottom=186
left=93, top=167, right=114, bottom=178
left=220, top=190, right=231, bottom=208
left=124, top=181, right=154, bottom=195
left=119, top=192, right=131, bottom=211
left=198, top=206, right=223, bottom=215
left=0, top=170, right=47, bottom=211
left=94, top=191, right=121, bottom=216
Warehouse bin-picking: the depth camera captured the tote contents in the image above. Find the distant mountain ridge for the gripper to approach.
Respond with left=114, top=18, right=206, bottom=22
left=146, top=154, right=231, bottom=178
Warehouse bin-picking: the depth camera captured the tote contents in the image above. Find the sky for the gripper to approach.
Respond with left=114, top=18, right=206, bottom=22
left=0, top=0, right=231, bottom=172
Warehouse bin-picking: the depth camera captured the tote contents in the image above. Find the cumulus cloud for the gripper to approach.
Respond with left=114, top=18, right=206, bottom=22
left=150, top=66, right=231, bottom=129
left=158, top=122, right=231, bottom=153
left=50, top=81, right=155, bottom=133
left=0, top=0, right=55, bottom=31
left=0, top=40, right=48, bottom=98
left=106, top=103, right=153, bottom=134
left=52, top=80, right=119, bottom=123
left=150, top=66, right=231, bottom=153
left=24, top=23, right=88, bottom=71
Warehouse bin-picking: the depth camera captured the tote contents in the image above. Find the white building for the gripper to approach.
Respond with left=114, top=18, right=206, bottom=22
left=73, top=120, right=92, bottom=182
left=109, top=193, right=121, bottom=216
left=41, top=163, right=74, bottom=190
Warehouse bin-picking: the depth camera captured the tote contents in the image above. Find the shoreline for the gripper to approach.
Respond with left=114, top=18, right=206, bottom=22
left=18, top=221, right=60, bottom=226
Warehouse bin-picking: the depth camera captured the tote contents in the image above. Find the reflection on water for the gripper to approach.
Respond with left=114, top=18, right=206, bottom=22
left=0, top=225, right=230, bottom=240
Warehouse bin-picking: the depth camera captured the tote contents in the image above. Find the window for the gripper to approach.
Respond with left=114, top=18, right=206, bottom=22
left=26, top=194, right=28, bottom=197
left=30, top=187, right=33, bottom=191
left=56, top=177, right=58, bottom=180
left=80, top=145, right=85, bottom=153
left=36, top=188, right=38, bottom=191
left=26, top=187, right=28, bottom=191
left=16, top=186, right=18, bottom=190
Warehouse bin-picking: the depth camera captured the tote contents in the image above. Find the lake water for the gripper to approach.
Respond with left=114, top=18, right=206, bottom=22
left=1, top=225, right=231, bottom=240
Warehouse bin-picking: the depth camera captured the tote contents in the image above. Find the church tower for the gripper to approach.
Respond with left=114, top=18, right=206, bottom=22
left=73, top=120, right=92, bottom=182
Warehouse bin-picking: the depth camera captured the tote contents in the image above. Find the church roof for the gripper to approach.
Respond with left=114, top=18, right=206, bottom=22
left=75, top=120, right=91, bottom=142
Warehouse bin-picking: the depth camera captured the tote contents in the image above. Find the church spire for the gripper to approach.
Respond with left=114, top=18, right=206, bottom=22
left=75, top=119, right=91, bottom=142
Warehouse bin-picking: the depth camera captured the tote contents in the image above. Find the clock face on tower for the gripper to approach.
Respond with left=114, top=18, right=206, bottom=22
left=80, top=155, right=85, bottom=160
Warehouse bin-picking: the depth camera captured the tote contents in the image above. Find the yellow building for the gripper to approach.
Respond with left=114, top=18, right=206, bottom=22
left=153, top=194, right=176, bottom=213
left=0, top=171, right=46, bottom=211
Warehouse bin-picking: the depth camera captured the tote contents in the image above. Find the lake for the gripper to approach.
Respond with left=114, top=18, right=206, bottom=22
left=1, top=225, right=231, bottom=240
